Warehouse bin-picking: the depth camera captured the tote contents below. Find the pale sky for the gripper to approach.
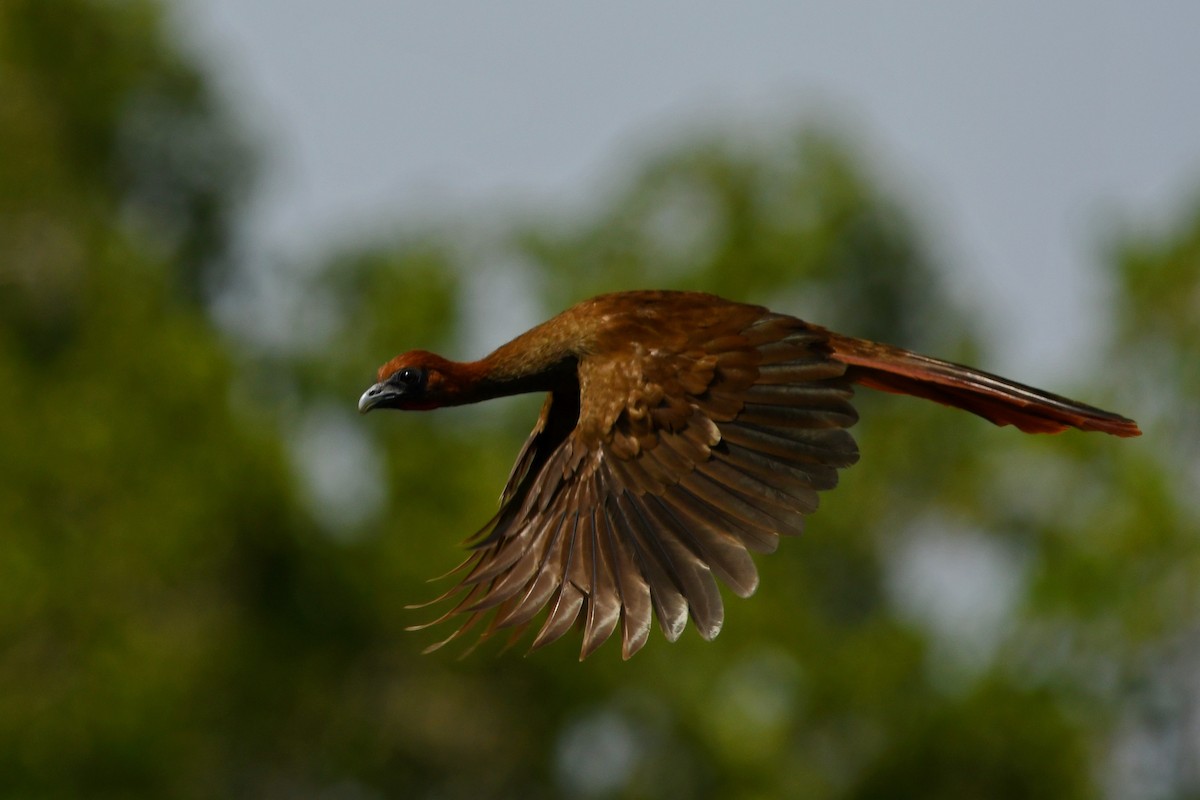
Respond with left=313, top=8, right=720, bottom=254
left=172, top=1, right=1200, bottom=381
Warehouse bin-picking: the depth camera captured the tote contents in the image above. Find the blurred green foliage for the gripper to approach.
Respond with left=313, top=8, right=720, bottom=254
left=1, top=2, right=1196, bottom=798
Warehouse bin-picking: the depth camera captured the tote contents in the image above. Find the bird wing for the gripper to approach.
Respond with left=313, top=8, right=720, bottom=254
left=414, top=313, right=860, bottom=660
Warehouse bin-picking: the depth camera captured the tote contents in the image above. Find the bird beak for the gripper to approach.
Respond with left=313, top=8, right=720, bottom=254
left=358, top=381, right=398, bottom=414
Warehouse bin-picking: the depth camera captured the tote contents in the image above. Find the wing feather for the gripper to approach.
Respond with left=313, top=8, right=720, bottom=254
left=597, top=494, right=652, bottom=658
left=649, top=493, right=759, bottom=597
left=581, top=506, right=622, bottom=659
left=488, top=510, right=573, bottom=626
left=695, top=456, right=820, bottom=516
left=621, top=489, right=724, bottom=641
left=610, top=490, right=690, bottom=642
left=531, top=581, right=585, bottom=651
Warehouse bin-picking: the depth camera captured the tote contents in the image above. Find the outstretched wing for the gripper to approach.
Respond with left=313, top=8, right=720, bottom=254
left=413, top=312, right=860, bottom=659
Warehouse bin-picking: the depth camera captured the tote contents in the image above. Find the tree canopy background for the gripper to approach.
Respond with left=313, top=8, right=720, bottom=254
left=1, top=2, right=1196, bottom=798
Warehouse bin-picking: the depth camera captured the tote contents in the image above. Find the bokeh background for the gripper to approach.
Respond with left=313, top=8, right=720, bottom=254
left=2, top=2, right=1198, bottom=798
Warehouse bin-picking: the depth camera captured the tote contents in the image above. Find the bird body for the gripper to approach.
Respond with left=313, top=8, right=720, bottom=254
left=359, top=290, right=1140, bottom=659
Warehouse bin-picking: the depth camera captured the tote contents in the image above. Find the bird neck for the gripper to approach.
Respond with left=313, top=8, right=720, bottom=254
left=440, top=335, right=578, bottom=406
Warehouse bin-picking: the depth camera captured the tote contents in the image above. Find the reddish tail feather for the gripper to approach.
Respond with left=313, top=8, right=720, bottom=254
left=826, top=333, right=1141, bottom=438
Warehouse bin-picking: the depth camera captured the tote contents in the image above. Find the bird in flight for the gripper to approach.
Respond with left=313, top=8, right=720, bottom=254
left=359, top=290, right=1140, bottom=659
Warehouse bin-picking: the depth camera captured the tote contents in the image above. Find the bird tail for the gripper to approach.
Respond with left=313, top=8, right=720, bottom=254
left=824, top=333, right=1141, bottom=438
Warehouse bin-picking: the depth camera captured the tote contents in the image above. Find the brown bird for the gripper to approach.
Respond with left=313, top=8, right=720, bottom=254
left=359, top=290, right=1140, bottom=660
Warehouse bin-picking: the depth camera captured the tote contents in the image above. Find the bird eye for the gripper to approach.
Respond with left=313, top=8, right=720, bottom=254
left=394, top=366, right=426, bottom=387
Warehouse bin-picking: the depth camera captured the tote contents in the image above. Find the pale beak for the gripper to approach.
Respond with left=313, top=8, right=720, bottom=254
left=358, top=382, right=399, bottom=413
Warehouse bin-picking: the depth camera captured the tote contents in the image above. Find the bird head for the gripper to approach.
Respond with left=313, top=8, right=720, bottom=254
left=359, top=350, right=459, bottom=413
